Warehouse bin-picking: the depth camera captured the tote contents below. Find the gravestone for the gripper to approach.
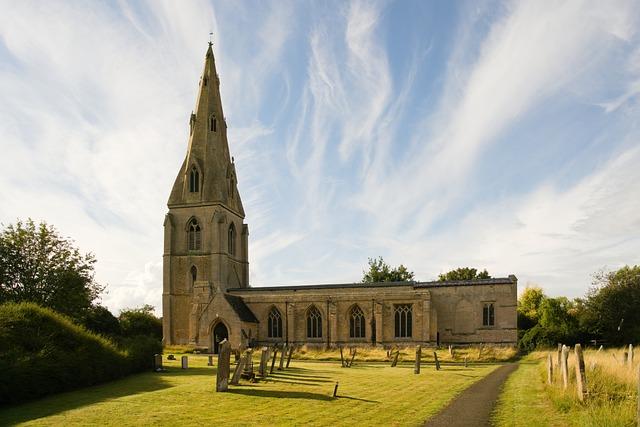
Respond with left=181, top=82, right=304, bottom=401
left=628, top=344, right=634, bottom=368
left=278, top=344, right=287, bottom=370
left=597, top=345, right=603, bottom=353
left=153, top=354, right=163, bottom=371
left=340, top=346, right=345, bottom=367
left=464, top=356, right=468, bottom=368
left=242, top=350, right=254, bottom=380
left=216, top=339, right=231, bottom=392
left=561, top=345, right=569, bottom=390
left=390, top=351, right=400, bottom=367
left=286, top=345, right=294, bottom=368
left=259, top=347, right=269, bottom=377
left=557, top=343, right=562, bottom=370
left=181, top=355, right=188, bottom=369
left=415, top=345, right=421, bottom=374
left=574, top=344, right=587, bottom=401
left=231, top=353, right=246, bottom=385
left=448, top=345, right=453, bottom=358
left=208, top=355, right=214, bottom=366
left=433, top=351, right=441, bottom=371
left=547, top=353, right=553, bottom=384
left=270, top=346, right=279, bottom=374
left=348, top=348, right=357, bottom=368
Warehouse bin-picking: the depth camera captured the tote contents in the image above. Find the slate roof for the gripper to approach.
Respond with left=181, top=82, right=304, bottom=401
left=223, top=293, right=259, bottom=323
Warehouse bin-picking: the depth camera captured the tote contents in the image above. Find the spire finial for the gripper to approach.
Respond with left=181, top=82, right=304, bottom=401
left=208, top=32, right=213, bottom=47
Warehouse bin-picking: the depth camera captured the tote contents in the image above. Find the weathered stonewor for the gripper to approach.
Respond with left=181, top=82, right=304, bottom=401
left=153, top=354, right=163, bottom=371
left=278, top=344, right=287, bottom=370
left=258, top=347, right=269, bottom=377
left=286, top=345, right=294, bottom=368
left=230, top=352, right=247, bottom=385
left=574, top=344, right=587, bottom=401
left=216, top=339, right=231, bottom=392
left=415, top=345, right=421, bottom=374
left=391, top=351, right=400, bottom=367
left=241, top=350, right=254, bottom=380
left=208, top=355, right=213, bottom=366
left=561, top=345, right=569, bottom=390
left=181, top=355, right=188, bottom=369
left=270, top=346, right=279, bottom=374
left=547, top=353, right=553, bottom=384
left=433, top=351, right=441, bottom=371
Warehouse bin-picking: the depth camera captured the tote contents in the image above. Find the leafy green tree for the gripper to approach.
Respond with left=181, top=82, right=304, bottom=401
left=0, top=219, right=104, bottom=319
left=517, top=286, right=545, bottom=331
left=362, top=257, right=415, bottom=283
left=118, top=304, right=162, bottom=340
left=581, top=265, right=640, bottom=345
left=438, top=267, right=491, bottom=281
left=82, top=305, right=121, bottom=337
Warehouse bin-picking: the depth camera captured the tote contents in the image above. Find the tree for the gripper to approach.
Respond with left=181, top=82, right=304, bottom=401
left=438, top=267, right=491, bottom=281
left=118, top=304, right=162, bottom=340
left=0, top=219, right=104, bottom=319
left=517, top=286, right=545, bottom=330
left=362, top=257, right=415, bottom=283
left=82, top=305, right=122, bottom=337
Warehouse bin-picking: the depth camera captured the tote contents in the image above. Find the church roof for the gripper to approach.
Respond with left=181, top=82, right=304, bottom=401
left=223, top=293, right=259, bottom=323
left=227, top=276, right=517, bottom=292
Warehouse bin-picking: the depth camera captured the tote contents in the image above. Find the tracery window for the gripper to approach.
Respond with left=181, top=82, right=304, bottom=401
left=394, top=304, right=412, bottom=338
left=189, top=167, right=199, bottom=193
left=306, top=305, right=322, bottom=338
left=188, top=219, right=201, bottom=251
left=267, top=307, right=282, bottom=338
left=349, top=305, right=365, bottom=338
left=228, top=223, right=236, bottom=255
left=483, top=303, right=495, bottom=326
left=210, top=115, right=217, bottom=132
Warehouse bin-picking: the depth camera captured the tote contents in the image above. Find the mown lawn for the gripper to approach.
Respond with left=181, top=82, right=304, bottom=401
left=1, top=355, right=501, bottom=426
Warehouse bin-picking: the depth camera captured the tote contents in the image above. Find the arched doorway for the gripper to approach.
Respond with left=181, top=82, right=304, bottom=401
left=212, top=322, right=228, bottom=354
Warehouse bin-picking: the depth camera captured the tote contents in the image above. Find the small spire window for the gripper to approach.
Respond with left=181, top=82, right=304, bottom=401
left=188, top=219, right=201, bottom=251
left=228, top=223, right=236, bottom=255
left=189, top=167, right=199, bottom=193
left=210, top=115, right=217, bottom=132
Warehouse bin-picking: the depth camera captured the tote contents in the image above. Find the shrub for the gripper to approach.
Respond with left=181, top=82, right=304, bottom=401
left=119, top=305, right=162, bottom=340
left=0, top=302, right=160, bottom=405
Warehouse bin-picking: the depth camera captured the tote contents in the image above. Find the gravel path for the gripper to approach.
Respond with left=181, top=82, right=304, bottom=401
left=424, top=363, right=518, bottom=427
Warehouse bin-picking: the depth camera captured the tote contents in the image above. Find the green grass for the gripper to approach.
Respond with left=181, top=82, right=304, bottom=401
left=0, top=355, right=501, bottom=426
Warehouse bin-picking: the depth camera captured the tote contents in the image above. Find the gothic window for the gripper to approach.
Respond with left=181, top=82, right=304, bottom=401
left=210, top=115, right=217, bottom=132
left=190, top=266, right=197, bottom=287
left=349, top=305, right=365, bottom=338
left=394, top=304, right=412, bottom=338
left=228, top=223, right=236, bottom=255
left=188, top=219, right=201, bottom=251
left=306, top=305, right=322, bottom=338
left=267, top=307, right=282, bottom=338
left=483, top=303, right=495, bottom=326
left=189, top=167, right=199, bottom=193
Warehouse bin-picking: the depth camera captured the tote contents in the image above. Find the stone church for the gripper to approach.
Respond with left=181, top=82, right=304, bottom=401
left=162, top=44, right=517, bottom=353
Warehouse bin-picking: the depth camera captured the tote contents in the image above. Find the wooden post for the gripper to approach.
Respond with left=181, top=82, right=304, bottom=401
left=561, top=345, right=569, bottom=390
left=340, top=346, right=345, bottom=367
left=415, top=345, right=421, bottom=374
left=286, top=345, right=294, bottom=368
left=547, top=353, right=553, bottom=384
left=574, top=344, right=587, bottom=401
left=270, top=347, right=278, bottom=374
left=433, top=351, right=441, bottom=371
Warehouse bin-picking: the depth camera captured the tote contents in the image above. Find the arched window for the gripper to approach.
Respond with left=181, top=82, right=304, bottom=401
left=190, top=266, right=197, bottom=287
left=394, top=304, right=412, bottom=338
left=188, top=219, right=201, bottom=251
left=267, top=307, right=282, bottom=338
left=483, top=303, right=495, bottom=326
left=349, top=305, right=365, bottom=338
left=228, top=223, right=236, bottom=255
left=210, top=115, right=217, bottom=132
left=189, top=167, right=199, bottom=193
left=306, top=305, right=322, bottom=338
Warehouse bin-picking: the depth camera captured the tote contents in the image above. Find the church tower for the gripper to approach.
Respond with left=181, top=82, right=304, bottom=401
left=163, top=43, right=250, bottom=346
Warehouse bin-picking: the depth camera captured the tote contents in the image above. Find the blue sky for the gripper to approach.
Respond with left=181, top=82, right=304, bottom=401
left=1, top=0, right=639, bottom=315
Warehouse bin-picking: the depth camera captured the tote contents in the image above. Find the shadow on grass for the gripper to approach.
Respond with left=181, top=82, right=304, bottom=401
left=0, top=371, right=175, bottom=425
left=228, top=388, right=333, bottom=401
left=336, top=395, right=379, bottom=403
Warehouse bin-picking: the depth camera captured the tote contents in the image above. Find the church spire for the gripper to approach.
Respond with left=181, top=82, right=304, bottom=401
left=168, top=43, right=244, bottom=217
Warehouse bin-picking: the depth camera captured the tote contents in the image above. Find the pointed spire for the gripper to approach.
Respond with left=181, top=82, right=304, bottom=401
left=167, top=43, right=245, bottom=217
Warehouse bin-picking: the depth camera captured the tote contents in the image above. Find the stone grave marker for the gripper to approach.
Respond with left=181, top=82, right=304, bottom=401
left=629, top=344, right=634, bottom=368
left=270, top=346, right=279, bottom=374
left=241, top=350, right=255, bottom=380
left=216, top=339, right=231, bottom=392
left=574, top=344, right=587, bottom=401
left=231, top=352, right=247, bottom=385
left=390, top=350, right=400, bottom=367
left=433, top=351, right=441, bottom=371
left=278, top=344, right=287, bottom=370
left=415, top=345, right=421, bottom=374
left=340, top=346, right=345, bottom=367
left=153, top=354, right=163, bottom=371
left=348, top=348, right=357, bottom=368
left=181, top=355, right=188, bottom=369
left=259, top=347, right=269, bottom=377
left=208, top=355, right=214, bottom=366
left=464, top=356, right=468, bottom=368
left=560, top=345, right=569, bottom=390
left=286, top=345, right=294, bottom=368
left=557, top=343, right=562, bottom=370
left=547, top=353, right=553, bottom=384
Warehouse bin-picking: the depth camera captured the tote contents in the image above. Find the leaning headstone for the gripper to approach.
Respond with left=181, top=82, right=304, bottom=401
left=597, top=345, right=603, bottom=353
left=433, top=351, right=441, bottom=371
left=216, top=339, right=231, bottom=392
left=547, top=353, right=553, bottom=384
left=628, top=344, right=634, bottom=368
left=286, top=345, right=294, bottom=368
left=153, top=354, right=163, bottom=371
left=561, top=345, right=569, bottom=390
left=181, top=355, right=188, bottom=369
left=278, top=344, right=287, bottom=370
left=574, top=344, right=587, bottom=401
left=259, top=347, right=269, bottom=377
left=390, top=351, right=400, bottom=367
left=270, top=347, right=279, bottom=374
left=230, top=356, right=245, bottom=385
left=208, top=355, right=214, bottom=366
left=415, top=345, right=421, bottom=374
left=348, top=348, right=357, bottom=368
